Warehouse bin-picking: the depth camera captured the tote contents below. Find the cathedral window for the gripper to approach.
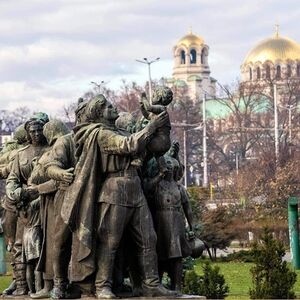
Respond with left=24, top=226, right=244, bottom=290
left=266, top=65, right=271, bottom=79
left=256, top=67, right=261, bottom=80
left=201, top=48, right=207, bottom=64
left=276, top=65, right=281, bottom=79
left=287, top=65, right=292, bottom=78
left=190, top=49, right=196, bottom=64
left=249, top=68, right=252, bottom=80
left=180, top=50, right=186, bottom=64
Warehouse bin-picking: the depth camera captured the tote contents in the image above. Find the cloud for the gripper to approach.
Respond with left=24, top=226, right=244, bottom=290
left=0, top=0, right=299, bottom=115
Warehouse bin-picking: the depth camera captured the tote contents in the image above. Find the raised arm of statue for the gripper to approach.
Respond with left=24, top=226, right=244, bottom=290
left=99, top=111, right=169, bottom=155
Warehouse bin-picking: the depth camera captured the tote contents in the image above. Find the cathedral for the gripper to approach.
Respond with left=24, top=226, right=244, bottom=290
left=167, top=27, right=300, bottom=101
left=240, top=27, right=300, bottom=84
left=168, top=28, right=300, bottom=186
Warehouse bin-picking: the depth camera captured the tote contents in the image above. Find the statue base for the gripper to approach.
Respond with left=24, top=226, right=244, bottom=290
left=2, top=296, right=205, bottom=299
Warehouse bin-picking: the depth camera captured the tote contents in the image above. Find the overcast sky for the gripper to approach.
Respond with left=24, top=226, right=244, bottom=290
left=0, top=0, right=299, bottom=116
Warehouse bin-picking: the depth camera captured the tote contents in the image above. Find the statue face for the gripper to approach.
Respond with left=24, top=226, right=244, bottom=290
left=102, top=100, right=119, bottom=122
left=28, top=124, right=45, bottom=146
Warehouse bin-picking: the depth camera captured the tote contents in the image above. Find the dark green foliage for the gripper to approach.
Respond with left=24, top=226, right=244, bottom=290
left=200, top=206, right=236, bottom=258
left=183, top=256, right=195, bottom=273
left=218, top=249, right=255, bottom=263
left=249, top=228, right=297, bottom=299
left=187, top=186, right=208, bottom=220
left=183, top=262, right=229, bottom=299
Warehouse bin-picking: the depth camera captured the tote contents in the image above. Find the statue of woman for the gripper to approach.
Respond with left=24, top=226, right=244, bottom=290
left=6, top=117, right=49, bottom=296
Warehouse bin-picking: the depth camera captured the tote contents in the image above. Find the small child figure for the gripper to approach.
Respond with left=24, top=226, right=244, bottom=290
left=20, top=197, right=42, bottom=295
left=143, top=155, right=194, bottom=291
left=138, top=86, right=173, bottom=172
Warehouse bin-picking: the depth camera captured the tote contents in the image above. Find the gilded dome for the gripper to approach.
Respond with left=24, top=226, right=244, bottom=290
left=243, top=34, right=300, bottom=65
left=177, top=32, right=204, bottom=48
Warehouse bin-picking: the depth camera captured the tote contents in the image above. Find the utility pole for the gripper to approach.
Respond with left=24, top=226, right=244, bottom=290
left=274, top=83, right=279, bottom=166
left=203, top=93, right=208, bottom=188
left=288, top=106, right=292, bottom=143
left=183, top=129, right=187, bottom=188
left=171, top=122, right=202, bottom=189
left=235, top=152, right=239, bottom=176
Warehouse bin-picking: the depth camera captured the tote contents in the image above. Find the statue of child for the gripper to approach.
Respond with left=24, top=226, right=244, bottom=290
left=20, top=197, right=42, bottom=295
left=143, top=155, right=194, bottom=291
left=137, top=86, right=173, bottom=172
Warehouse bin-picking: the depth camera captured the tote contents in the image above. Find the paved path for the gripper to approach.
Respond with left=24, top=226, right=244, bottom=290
left=211, top=247, right=291, bottom=262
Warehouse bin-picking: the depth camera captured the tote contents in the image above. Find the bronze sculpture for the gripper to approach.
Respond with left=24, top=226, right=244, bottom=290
left=0, top=91, right=200, bottom=299
left=28, top=119, right=71, bottom=299
left=0, top=124, right=28, bottom=296
left=143, top=150, right=194, bottom=291
left=139, top=86, right=173, bottom=172
left=6, top=118, right=49, bottom=296
left=61, top=95, right=176, bottom=299
left=45, top=103, right=86, bottom=299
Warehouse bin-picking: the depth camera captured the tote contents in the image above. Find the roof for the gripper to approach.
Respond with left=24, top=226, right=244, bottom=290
left=243, top=34, right=300, bottom=65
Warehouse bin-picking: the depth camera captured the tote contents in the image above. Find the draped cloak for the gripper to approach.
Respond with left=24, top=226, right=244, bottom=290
left=61, top=123, right=104, bottom=281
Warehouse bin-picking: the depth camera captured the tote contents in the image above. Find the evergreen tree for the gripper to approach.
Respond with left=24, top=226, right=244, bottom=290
left=249, top=228, right=297, bottom=299
left=183, top=262, right=229, bottom=299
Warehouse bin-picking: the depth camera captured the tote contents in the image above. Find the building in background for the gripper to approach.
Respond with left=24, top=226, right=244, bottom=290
left=240, top=27, right=300, bottom=97
left=166, top=29, right=217, bottom=101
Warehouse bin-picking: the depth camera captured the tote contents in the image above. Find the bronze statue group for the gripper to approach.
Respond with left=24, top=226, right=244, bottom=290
left=0, top=87, right=198, bottom=299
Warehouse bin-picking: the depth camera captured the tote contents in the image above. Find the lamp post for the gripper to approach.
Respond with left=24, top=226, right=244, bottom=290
left=274, top=83, right=279, bottom=166
left=277, top=103, right=297, bottom=155
left=90, top=80, right=106, bottom=93
left=172, top=122, right=202, bottom=188
left=136, top=57, right=160, bottom=104
left=202, top=93, right=208, bottom=188
left=287, top=105, right=298, bottom=143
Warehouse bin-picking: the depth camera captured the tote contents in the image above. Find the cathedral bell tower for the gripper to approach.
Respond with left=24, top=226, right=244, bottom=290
left=167, top=29, right=216, bottom=101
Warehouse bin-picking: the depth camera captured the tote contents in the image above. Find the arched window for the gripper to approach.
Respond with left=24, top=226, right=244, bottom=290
left=297, top=64, right=300, bottom=77
left=249, top=68, right=252, bottom=80
left=201, top=48, right=207, bottom=64
left=180, top=50, right=186, bottom=64
left=287, top=65, right=292, bottom=78
left=276, top=65, right=281, bottom=79
left=256, top=67, right=261, bottom=80
left=190, top=49, right=196, bottom=64
left=266, top=65, right=271, bottom=79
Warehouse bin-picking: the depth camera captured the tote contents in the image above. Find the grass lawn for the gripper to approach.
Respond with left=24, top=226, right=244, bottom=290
left=0, top=274, right=11, bottom=293
left=2, top=260, right=300, bottom=298
left=194, top=260, right=300, bottom=299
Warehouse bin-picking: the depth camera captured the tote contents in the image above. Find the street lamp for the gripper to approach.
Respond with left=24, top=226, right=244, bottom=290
left=273, top=83, right=279, bottom=166
left=90, top=81, right=106, bottom=93
left=136, top=57, right=160, bottom=104
left=202, top=93, right=208, bottom=188
left=278, top=103, right=298, bottom=144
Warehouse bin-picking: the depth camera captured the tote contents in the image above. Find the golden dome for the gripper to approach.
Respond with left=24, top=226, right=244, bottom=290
left=243, top=34, right=300, bottom=65
left=177, top=30, right=204, bottom=48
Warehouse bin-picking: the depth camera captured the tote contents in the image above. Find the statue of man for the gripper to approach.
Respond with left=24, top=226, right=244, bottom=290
left=0, top=124, right=28, bottom=296
left=63, top=94, right=176, bottom=299
left=42, top=100, right=87, bottom=299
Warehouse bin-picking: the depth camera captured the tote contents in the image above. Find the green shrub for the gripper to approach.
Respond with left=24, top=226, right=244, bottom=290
left=183, top=262, right=229, bottom=299
left=249, top=228, right=297, bottom=299
left=218, top=249, right=255, bottom=263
